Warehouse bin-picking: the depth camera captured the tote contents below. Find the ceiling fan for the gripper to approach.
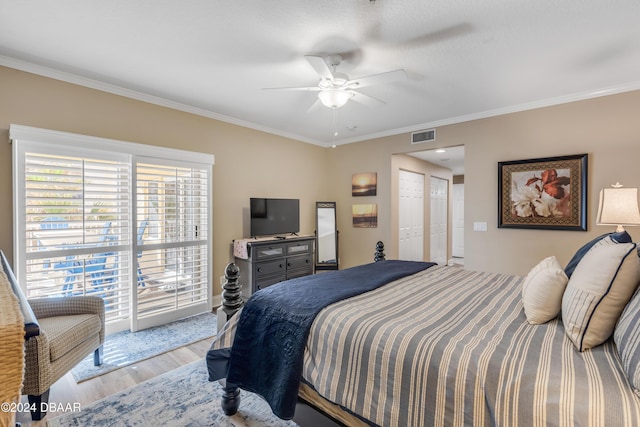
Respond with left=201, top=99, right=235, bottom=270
left=263, top=54, right=407, bottom=111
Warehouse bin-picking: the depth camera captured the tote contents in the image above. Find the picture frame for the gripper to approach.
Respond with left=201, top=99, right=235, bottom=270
left=498, top=153, right=588, bottom=231
left=352, top=173, right=377, bottom=197
left=352, top=204, right=378, bottom=228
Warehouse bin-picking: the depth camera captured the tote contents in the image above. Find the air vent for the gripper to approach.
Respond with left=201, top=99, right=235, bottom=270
left=411, top=128, right=436, bottom=144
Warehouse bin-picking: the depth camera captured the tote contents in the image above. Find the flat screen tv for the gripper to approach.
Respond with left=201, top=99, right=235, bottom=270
left=250, top=198, right=300, bottom=237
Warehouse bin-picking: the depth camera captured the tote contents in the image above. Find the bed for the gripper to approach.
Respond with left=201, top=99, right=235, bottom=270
left=207, top=234, right=640, bottom=426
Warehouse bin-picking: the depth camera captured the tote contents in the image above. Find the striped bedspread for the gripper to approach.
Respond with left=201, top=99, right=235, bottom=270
left=212, top=265, right=640, bottom=426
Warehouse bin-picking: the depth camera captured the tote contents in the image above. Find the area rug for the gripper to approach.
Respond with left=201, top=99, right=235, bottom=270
left=71, top=312, right=217, bottom=383
left=49, top=360, right=298, bottom=427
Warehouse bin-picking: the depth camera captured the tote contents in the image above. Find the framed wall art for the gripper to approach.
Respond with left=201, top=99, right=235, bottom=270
left=498, top=153, right=588, bottom=231
left=352, top=173, right=377, bottom=197
left=352, top=204, right=378, bottom=228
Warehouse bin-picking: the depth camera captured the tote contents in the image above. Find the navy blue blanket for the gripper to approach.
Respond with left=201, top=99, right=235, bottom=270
left=226, top=260, right=435, bottom=419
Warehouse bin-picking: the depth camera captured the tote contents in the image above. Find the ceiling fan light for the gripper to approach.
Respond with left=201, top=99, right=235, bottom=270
left=318, top=89, right=352, bottom=109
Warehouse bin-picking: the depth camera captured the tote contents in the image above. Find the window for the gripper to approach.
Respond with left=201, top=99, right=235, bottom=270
left=11, top=125, right=213, bottom=333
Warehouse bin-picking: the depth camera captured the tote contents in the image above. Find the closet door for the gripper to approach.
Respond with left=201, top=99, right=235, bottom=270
left=430, top=176, right=448, bottom=265
left=398, top=170, right=424, bottom=261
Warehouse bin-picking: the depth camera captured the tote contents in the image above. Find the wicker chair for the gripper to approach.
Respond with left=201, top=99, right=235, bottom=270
left=0, top=251, right=105, bottom=421
left=0, top=257, right=24, bottom=427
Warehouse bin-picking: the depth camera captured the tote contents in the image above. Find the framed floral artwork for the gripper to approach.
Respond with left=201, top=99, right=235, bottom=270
left=498, top=154, right=588, bottom=231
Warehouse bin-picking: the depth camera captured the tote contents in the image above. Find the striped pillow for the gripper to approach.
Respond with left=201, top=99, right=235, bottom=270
left=615, top=288, right=640, bottom=396
left=564, top=231, right=632, bottom=278
left=522, top=256, right=568, bottom=324
left=562, top=237, right=640, bottom=351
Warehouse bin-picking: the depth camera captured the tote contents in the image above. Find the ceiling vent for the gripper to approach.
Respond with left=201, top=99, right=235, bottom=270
left=411, top=128, right=436, bottom=144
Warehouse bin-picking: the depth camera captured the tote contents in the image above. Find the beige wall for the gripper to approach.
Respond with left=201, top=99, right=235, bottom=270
left=330, top=90, right=640, bottom=275
left=2, top=64, right=640, bottom=284
left=0, top=66, right=330, bottom=295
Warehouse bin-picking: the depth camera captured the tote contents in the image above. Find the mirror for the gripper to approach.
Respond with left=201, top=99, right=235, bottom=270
left=316, top=201, right=338, bottom=270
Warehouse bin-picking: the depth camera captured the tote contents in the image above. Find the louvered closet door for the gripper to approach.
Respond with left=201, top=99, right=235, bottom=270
left=398, top=170, right=425, bottom=261
left=430, top=176, right=448, bottom=265
left=132, top=159, right=210, bottom=331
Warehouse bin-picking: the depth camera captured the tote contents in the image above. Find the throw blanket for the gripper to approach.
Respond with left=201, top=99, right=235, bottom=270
left=225, top=260, right=435, bottom=419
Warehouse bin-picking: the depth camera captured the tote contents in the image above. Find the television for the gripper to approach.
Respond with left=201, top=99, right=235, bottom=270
left=250, top=198, right=300, bottom=237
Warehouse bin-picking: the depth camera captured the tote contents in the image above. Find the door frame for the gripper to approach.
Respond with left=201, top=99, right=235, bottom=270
left=391, top=153, right=454, bottom=263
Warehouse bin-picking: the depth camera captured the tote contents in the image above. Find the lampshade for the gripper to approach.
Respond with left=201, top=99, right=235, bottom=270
left=318, top=89, right=353, bottom=109
left=596, top=184, right=640, bottom=232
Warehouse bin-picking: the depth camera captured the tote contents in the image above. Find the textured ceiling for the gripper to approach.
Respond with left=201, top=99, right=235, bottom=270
left=1, top=0, right=640, bottom=149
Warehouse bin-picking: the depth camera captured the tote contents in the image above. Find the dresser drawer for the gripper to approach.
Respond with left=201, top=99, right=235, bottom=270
left=287, top=241, right=313, bottom=256
left=255, top=259, right=286, bottom=278
left=252, top=244, right=286, bottom=260
left=255, top=275, right=284, bottom=291
left=287, top=254, right=313, bottom=271
left=287, top=264, right=313, bottom=279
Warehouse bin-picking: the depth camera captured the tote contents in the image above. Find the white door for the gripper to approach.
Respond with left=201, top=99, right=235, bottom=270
left=430, top=177, right=448, bottom=265
left=452, top=183, right=464, bottom=258
left=398, top=170, right=424, bottom=261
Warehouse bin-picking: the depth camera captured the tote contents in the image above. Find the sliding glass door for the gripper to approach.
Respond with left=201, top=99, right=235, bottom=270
left=11, top=125, right=213, bottom=334
left=21, top=150, right=134, bottom=330
left=133, top=159, right=209, bottom=331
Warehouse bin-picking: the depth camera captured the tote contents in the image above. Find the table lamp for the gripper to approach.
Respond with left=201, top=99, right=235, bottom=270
left=596, top=182, right=640, bottom=232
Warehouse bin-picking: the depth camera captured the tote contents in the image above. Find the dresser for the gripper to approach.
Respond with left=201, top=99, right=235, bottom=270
left=234, top=236, right=315, bottom=299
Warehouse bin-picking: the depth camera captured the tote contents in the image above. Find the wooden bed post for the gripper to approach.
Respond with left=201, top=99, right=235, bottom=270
left=221, top=263, right=243, bottom=320
left=218, top=262, right=243, bottom=415
left=221, top=381, right=241, bottom=415
left=374, top=241, right=385, bottom=262
left=216, top=262, right=244, bottom=331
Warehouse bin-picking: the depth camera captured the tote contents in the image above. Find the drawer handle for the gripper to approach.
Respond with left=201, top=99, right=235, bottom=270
left=257, top=267, right=261, bottom=272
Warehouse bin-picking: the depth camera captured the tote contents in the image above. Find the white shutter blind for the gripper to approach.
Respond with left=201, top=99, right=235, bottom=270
left=134, top=161, right=209, bottom=320
left=12, top=124, right=214, bottom=332
left=24, top=152, right=132, bottom=322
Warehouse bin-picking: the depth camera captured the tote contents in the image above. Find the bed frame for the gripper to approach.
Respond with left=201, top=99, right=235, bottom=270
left=217, top=242, right=387, bottom=424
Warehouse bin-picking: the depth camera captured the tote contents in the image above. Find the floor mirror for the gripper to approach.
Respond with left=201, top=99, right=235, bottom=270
left=315, top=201, right=338, bottom=270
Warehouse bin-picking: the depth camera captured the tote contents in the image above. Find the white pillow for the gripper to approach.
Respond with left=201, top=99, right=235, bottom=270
left=562, top=237, right=640, bottom=351
left=522, top=256, right=568, bottom=324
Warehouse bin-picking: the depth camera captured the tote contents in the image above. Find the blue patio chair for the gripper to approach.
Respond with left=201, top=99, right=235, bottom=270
left=59, top=222, right=115, bottom=294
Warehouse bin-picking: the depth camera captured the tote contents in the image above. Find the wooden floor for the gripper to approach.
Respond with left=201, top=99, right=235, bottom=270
left=15, top=338, right=211, bottom=426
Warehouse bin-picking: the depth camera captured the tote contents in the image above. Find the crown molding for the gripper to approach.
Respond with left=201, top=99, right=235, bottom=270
left=0, top=55, right=322, bottom=146
left=2, top=54, right=640, bottom=148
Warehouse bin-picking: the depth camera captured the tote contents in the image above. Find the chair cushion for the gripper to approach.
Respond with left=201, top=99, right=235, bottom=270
left=38, top=314, right=102, bottom=362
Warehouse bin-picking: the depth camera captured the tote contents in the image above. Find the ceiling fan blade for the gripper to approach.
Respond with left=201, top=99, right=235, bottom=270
left=304, top=55, right=335, bottom=80
left=306, top=98, right=323, bottom=113
left=349, top=90, right=385, bottom=107
left=348, top=69, right=407, bottom=89
left=262, top=86, right=321, bottom=91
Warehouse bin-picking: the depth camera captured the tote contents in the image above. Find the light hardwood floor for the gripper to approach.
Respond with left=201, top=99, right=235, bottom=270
left=15, top=338, right=212, bottom=426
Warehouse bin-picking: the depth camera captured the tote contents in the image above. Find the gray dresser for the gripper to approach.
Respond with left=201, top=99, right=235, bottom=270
left=235, top=236, right=315, bottom=299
